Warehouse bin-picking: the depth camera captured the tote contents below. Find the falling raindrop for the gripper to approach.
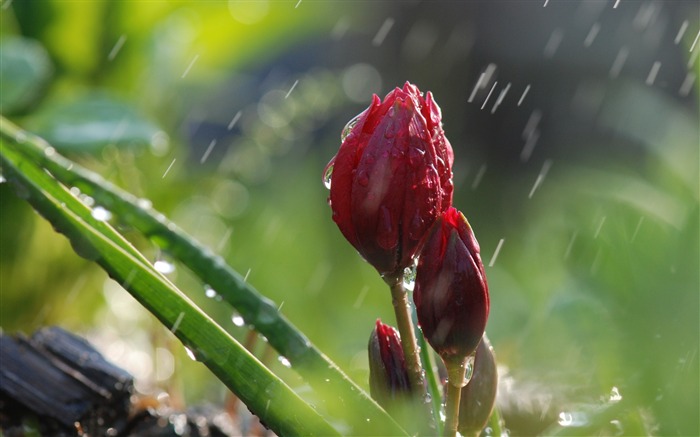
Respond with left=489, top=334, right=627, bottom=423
left=91, top=206, right=112, bottom=222
left=323, top=159, right=334, bottom=190
left=232, top=313, right=246, bottom=327
left=278, top=355, right=292, bottom=368
left=154, top=260, right=175, bottom=277
left=372, top=18, right=395, bottom=46
left=402, top=263, right=417, bottom=291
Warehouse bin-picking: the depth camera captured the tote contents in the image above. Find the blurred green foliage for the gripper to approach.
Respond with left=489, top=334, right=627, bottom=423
left=1, top=1, right=698, bottom=436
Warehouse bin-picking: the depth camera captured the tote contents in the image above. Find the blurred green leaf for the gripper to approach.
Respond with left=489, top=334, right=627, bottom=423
left=25, top=93, right=164, bottom=152
left=0, top=36, right=53, bottom=114
left=0, top=121, right=340, bottom=437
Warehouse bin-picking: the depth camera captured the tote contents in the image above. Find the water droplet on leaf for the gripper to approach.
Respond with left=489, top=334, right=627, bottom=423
left=91, top=206, right=112, bottom=222
left=278, top=356, right=292, bottom=368
left=232, top=314, right=245, bottom=327
left=204, top=285, right=218, bottom=299
left=154, top=260, right=176, bottom=274
left=137, top=198, right=152, bottom=209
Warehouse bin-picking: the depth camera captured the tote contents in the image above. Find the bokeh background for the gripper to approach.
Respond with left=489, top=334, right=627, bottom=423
left=1, top=1, right=698, bottom=435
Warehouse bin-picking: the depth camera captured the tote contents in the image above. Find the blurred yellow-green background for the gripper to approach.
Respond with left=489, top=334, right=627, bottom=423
left=1, top=1, right=698, bottom=435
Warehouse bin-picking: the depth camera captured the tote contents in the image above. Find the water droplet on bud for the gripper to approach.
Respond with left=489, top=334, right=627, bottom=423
left=232, top=314, right=245, bottom=327
left=341, top=113, right=362, bottom=142
left=323, top=158, right=334, bottom=190
left=357, top=172, right=369, bottom=187
left=402, top=263, right=417, bottom=291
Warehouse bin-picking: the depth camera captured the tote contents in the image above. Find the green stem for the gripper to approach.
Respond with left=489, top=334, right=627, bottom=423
left=388, top=278, right=437, bottom=435
left=444, top=358, right=468, bottom=437
left=389, top=278, right=426, bottom=397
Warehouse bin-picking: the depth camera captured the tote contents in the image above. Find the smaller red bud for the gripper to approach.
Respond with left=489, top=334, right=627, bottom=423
left=458, top=335, right=498, bottom=437
left=413, top=207, right=490, bottom=364
left=368, top=319, right=411, bottom=407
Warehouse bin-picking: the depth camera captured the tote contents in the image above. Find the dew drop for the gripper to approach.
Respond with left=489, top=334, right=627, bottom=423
left=204, top=285, right=218, bottom=299
left=43, top=146, right=55, bottom=157
left=278, top=355, right=292, bottom=368
left=341, top=113, right=362, bottom=142
left=154, top=260, right=176, bottom=274
left=323, top=159, right=334, bottom=190
left=232, top=314, right=245, bottom=327
left=402, top=263, right=417, bottom=291
left=91, top=206, right=112, bottom=222
left=0, top=175, right=6, bottom=184
left=69, top=187, right=81, bottom=196
left=423, top=393, right=432, bottom=404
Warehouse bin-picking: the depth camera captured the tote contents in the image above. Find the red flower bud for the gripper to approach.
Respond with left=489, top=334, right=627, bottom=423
left=368, top=319, right=411, bottom=405
left=413, top=207, right=489, bottom=363
left=325, top=82, right=454, bottom=279
left=459, top=335, right=498, bottom=436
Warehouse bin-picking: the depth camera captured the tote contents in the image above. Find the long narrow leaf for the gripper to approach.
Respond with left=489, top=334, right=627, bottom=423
left=0, top=138, right=340, bottom=437
left=0, top=116, right=407, bottom=436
